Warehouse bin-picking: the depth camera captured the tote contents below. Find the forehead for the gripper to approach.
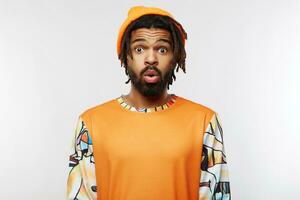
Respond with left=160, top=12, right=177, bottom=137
left=130, top=28, right=172, bottom=44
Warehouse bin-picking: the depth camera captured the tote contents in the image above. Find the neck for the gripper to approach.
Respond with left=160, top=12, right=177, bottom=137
left=123, top=86, right=171, bottom=110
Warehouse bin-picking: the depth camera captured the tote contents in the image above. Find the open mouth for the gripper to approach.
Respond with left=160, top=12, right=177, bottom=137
left=144, top=75, right=160, bottom=83
left=144, top=69, right=159, bottom=76
left=143, top=69, right=160, bottom=83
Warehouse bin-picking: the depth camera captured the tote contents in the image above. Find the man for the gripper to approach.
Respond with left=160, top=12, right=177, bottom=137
left=66, top=6, right=231, bottom=200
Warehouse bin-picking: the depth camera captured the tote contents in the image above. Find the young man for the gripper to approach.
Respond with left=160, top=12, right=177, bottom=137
left=66, top=6, right=231, bottom=200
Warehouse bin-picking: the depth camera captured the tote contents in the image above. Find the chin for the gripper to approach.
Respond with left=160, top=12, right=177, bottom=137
left=139, top=83, right=167, bottom=97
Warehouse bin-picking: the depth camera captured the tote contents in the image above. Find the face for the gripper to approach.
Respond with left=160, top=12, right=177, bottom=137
left=126, top=27, right=175, bottom=97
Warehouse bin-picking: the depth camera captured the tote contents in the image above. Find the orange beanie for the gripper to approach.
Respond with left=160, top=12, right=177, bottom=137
left=117, top=6, right=187, bottom=59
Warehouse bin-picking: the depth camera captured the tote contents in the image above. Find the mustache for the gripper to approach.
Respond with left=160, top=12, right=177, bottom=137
left=140, top=65, right=162, bottom=77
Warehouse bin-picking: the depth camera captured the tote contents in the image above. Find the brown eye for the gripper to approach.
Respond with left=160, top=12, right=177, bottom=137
left=135, top=47, right=144, bottom=53
left=158, top=47, right=168, bottom=54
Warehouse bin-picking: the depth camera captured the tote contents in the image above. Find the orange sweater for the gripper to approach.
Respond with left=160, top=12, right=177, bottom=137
left=79, top=95, right=218, bottom=200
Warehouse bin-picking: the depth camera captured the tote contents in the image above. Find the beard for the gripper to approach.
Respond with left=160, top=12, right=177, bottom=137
left=126, top=65, right=175, bottom=97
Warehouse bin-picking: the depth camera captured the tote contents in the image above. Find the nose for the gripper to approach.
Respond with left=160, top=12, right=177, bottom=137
left=144, top=49, right=158, bottom=66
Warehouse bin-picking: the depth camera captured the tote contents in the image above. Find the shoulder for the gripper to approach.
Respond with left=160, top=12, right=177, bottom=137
left=178, top=95, right=217, bottom=116
left=177, top=95, right=219, bottom=128
left=79, top=98, right=117, bottom=120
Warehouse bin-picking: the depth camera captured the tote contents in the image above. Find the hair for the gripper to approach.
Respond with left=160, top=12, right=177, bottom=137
left=118, top=14, right=188, bottom=88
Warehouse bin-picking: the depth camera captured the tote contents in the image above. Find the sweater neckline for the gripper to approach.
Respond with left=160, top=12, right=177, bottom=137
left=115, top=93, right=178, bottom=113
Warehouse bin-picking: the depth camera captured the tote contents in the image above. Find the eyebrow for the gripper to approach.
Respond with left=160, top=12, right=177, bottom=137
left=131, top=38, right=172, bottom=46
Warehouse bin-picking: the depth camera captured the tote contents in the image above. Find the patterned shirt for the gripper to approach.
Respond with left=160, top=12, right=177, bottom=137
left=66, top=94, right=231, bottom=199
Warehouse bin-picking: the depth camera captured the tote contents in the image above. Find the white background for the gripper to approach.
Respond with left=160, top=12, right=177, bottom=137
left=1, top=0, right=299, bottom=199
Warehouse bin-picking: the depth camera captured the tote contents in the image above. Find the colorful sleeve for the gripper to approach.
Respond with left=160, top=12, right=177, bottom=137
left=199, top=112, right=231, bottom=200
left=66, top=116, right=97, bottom=200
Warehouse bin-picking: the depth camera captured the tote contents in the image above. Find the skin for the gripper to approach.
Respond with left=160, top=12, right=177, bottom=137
left=122, top=27, right=176, bottom=110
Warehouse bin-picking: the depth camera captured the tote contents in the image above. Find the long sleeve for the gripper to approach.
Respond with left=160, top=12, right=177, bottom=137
left=66, top=116, right=97, bottom=200
left=199, top=112, right=231, bottom=200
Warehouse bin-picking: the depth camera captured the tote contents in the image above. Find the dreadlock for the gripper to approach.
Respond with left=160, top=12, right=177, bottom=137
left=118, top=14, right=188, bottom=89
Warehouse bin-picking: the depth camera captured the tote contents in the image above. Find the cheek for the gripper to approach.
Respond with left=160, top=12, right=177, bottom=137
left=127, top=54, right=144, bottom=68
left=126, top=56, right=143, bottom=75
left=160, top=55, right=174, bottom=68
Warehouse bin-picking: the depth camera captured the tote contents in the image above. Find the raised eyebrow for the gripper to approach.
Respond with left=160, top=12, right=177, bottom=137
left=131, top=38, right=172, bottom=46
left=156, top=39, right=172, bottom=46
left=131, top=38, right=146, bottom=45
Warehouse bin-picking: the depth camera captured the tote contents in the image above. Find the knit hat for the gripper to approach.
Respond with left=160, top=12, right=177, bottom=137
left=117, top=6, right=187, bottom=59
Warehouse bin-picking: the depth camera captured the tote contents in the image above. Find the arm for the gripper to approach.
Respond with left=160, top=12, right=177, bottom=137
left=199, top=112, right=231, bottom=200
left=66, top=116, right=97, bottom=200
